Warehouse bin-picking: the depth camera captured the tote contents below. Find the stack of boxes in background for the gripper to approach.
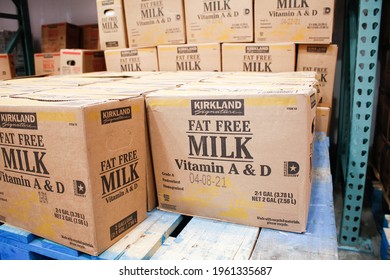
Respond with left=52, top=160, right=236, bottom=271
left=96, top=0, right=337, bottom=135
left=34, top=22, right=105, bottom=76
left=0, top=30, right=24, bottom=79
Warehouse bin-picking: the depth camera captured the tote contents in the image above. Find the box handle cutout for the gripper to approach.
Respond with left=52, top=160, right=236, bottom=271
left=104, top=9, right=115, bottom=16
left=66, top=60, right=76, bottom=66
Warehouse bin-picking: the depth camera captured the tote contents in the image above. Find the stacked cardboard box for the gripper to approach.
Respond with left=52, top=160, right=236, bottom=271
left=34, top=52, right=61, bottom=76
left=60, top=49, right=106, bottom=75
left=145, top=71, right=318, bottom=233
left=0, top=30, right=25, bottom=76
left=158, top=43, right=221, bottom=72
left=80, top=24, right=100, bottom=50
left=296, top=44, right=338, bottom=135
left=104, top=47, right=159, bottom=72
left=41, top=23, right=81, bottom=53
left=0, top=74, right=152, bottom=256
left=96, top=0, right=128, bottom=50
left=222, top=43, right=295, bottom=72
left=0, top=54, right=16, bottom=80
left=123, top=0, right=186, bottom=49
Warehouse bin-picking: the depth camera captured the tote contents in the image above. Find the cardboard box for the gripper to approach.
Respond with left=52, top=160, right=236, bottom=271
left=124, top=0, right=186, bottom=48
left=81, top=24, right=100, bottom=50
left=34, top=53, right=61, bottom=76
left=0, top=91, right=147, bottom=256
left=184, top=0, right=253, bottom=44
left=315, top=106, right=331, bottom=135
left=60, top=49, right=106, bottom=75
left=222, top=43, right=295, bottom=72
left=254, top=0, right=335, bottom=43
left=146, top=82, right=316, bottom=233
left=41, top=22, right=80, bottom=53
left=296, top=44, right=338, bottom=107
left=0, top=54, right=15, bottom=80
left=158, top=43, right=221, bottom=71
left=104, top=47, right=159, bottom=72
left=96, top=0, right=128, bottom=49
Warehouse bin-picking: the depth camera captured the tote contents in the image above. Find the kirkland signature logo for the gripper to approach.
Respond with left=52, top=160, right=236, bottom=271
left=101, top=106, right=132, bottom=125
left=0, top=112, right=38, bottom=130
left=177, top=46, right=198, bottom=54
left=245, top=46, right=270, bottom=53
left=121, top=50, right=138, bottom=57
left=307, top=46, right=328, bottom=53
left=191, top=99, right=244, bottom=116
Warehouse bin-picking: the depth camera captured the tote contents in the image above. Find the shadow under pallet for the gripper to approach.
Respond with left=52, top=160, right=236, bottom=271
left=0, top=133, right=338, bottom=260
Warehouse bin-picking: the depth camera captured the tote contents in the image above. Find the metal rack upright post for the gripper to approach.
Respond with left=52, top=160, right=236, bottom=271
left=0, top=0, right=34, bottom=75
left=337, top=0, right=383, bottom=250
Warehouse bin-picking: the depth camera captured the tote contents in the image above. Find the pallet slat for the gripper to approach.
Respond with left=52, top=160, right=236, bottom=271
left=151, top=217, right=259, bottom=260
left=0, top=209, right=183, bottom=260
left=100, top=209, right=183, bottom=260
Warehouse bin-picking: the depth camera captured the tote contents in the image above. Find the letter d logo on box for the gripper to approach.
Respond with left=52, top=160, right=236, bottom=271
left=284, top=161, right=300, bottom=177
left=74, top=180, right=86, bottom=197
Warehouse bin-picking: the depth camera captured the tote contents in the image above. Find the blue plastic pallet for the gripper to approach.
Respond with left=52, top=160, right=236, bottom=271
left=0, top=133, right=338, bottom=260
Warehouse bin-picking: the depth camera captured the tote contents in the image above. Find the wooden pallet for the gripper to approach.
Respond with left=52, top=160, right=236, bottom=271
left=0, top=133, right=338, bottom=260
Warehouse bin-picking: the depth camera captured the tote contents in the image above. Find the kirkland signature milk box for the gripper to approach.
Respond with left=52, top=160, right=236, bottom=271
left=146, top=82, right=317, bottom=233
left=104, top=47, right=159, bottom=72
left=157, top=43, right=221, bottom=71
left=254, top=0, right=335, bottom=43
left=41, top=22, right=80, bottom=53
left=222, top=43, right=296, bottom=72
left=184, top=0, right=253, bottom=44
left=60, top=49, right=106, bottom=75
left=96, top=0, right=128, bottom=49
left=0, top=92, right=147, bottom=256
left=34, top=53, right=61, bottom=76
left=124, top=0, right=186, bottom=48
left=0, top=54, right=15, bottom=80
left=296, top=44, right=338, bottom=107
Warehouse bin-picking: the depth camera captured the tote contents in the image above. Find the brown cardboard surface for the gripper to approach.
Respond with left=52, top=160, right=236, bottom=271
left=0, top=54, right=15, bottom=80
left=315, top=106, right=331, bottom=135
left=157, top=43, right=221, bottom=71
left=296, top=44, right=338, bottom=107
left=0, top=92, right=147, bottom=256
left=41, top=22, right=80, bottom=53
left=124, top=0, right=186, bottom=48
left=222, top=43, right=296, bottom=72
left=34, top=53, right=61, bottom=76
left=81, top=24, right=100, bottom=50
left=60, top=49, right=106, bottom=75
left=184, top=0, right=253, bottom=44
left=96, top=0, right=128, bottom=49
left=254, top=0, right=335, bottom=43
left=146, top=80, right=316, bottom=233
left=104, top=47, right=159, bottom=72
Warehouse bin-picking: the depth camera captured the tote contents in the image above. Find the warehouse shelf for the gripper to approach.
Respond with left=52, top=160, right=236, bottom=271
left=0, top=0, right=34, bottom=75
left=336, top=0, right=383, bottom=250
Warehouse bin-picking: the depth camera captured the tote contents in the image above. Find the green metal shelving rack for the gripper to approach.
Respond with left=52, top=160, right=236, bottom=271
left=337, top=0, right=383, bottom=251
left=0, top=0, right=34, bottom=75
